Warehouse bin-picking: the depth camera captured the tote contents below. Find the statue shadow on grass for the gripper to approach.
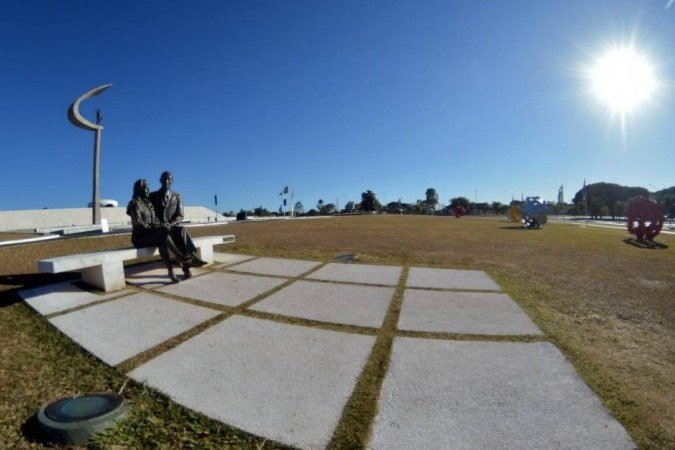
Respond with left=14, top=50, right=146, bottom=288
left=623, top=238, right=669, bottom=250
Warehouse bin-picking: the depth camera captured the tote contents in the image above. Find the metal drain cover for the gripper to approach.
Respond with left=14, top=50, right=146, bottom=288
left=335, top=253, right=359, bottom=262
left=37, top=393, right=128, bottom=444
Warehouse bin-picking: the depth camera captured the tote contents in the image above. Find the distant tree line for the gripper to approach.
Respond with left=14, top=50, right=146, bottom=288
left=569, top=182, right=675, bottom=219
left=223, top=182, right=674, bottom=220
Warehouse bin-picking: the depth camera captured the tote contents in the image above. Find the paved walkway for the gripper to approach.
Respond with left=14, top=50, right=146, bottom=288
left=20, top=253, right=634, bottom=449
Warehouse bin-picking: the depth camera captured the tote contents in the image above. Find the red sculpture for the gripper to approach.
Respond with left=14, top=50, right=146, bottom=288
left=454, top=205, right=466, bottom=218
left=627, top=197, right=664, bottom=242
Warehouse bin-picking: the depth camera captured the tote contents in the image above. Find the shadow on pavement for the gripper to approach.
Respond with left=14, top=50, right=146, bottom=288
left=0, top=273, right=79, bottom=308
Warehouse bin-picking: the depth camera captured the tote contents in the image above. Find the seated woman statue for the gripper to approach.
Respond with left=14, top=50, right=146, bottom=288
left=126, top=179, right=194, bottom=282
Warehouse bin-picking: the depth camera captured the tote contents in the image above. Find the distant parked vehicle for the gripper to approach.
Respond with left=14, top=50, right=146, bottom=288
left=87, top=199, right=119, bottom=207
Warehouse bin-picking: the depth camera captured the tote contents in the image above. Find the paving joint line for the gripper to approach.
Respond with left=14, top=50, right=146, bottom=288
left=404, top=286, right=502, bottom=293
left=43, top=288, right=138, bottom=320
left=217, top=268, right=293, bottom=280
left=124, top=260, right=341, bottom=324
left=327, top=266, right=409, bottom=449
left=233, top=261, right=329, bottom=311
left=125, top=267, right=536, bottom=344
left=239, top=309, right=380, bottom=336
left=211, top=254, right=260, bottom=268
left=116, top=312, right=230, bottom=373
left=120, top=262, right=338, bottom=371
left=142, top=288, right=234, bottom=313
left=292, top=276, right=399, bottom=289
left=217, top=259, right=326, bottom=281
left=396, top=330, right=547, bottom=342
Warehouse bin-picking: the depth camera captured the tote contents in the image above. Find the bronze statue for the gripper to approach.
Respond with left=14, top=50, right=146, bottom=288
left=126, top=177, right=204, bottom=283
left=149, top=171, right=206, bottom=278
left=127, top=179, right=184, bottom=282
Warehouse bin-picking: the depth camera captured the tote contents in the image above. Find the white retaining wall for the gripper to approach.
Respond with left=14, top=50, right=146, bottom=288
left=0, top=207, right=225, bottom=232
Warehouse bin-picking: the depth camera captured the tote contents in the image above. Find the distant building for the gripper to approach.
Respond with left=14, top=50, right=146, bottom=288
left=87, top=199, right=119, bottom=207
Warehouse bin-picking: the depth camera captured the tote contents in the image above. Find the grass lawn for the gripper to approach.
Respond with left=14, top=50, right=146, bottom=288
left=0, top=215, right=672, bottom=448
left=0, top=232, right=40, bottom=242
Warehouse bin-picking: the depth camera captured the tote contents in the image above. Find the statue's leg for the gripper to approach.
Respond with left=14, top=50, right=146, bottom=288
left=167, top=227, right=189, bottom=255
left=172, top=227, right=206, bottom=267
left=165, top=231, right=192, bottom=278
left=177, top=226, right=198, bottom=254
left=158, top=244, right=179, bottom=283
left=164, top=235, right=188, bottom=261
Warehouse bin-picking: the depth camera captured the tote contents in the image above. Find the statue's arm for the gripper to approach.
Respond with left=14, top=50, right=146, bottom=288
left=127, top=202, right=157, bottom=229
left=170, top=194, right=185, bottom=227
left=149, top=206, right=161, bottom=227
left=127, top=203, right=146, bottom=229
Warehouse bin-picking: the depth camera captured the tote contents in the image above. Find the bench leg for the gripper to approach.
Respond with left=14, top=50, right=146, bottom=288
left=81, top=262, right=127, bottom=292
left=196, top=245, right=214, bottom=264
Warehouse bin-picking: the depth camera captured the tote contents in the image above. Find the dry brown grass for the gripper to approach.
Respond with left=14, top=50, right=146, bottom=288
left=0, top=215, right=673, bottom=448
left=0, top=232, right=40, bottom=242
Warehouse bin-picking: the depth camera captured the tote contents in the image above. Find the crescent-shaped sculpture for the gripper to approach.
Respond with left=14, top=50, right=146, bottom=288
left=68, top=84, right=112, bottom=131
left=68, top=84, right=113, bottom=225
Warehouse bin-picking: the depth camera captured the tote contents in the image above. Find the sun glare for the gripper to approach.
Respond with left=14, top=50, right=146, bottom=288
left=589, top=45, right=657, bottom=115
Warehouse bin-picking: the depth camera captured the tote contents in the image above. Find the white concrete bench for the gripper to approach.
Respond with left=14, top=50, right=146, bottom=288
left=37, top=235, right=235, bottom=292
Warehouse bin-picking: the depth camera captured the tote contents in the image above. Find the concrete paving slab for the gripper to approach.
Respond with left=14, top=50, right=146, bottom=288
left=371, top=338, right=634, bottom=450
left=212, top=252, right=256, bottom=267
left=398, top=289, right=543, bottom=335
left=306, top=263, right=401, bottom=286
left=157, top=272, right=286, bottom=307
left=125, top=262, right=206, bottom=288
left=251, top=280, right=394, bottom=328
left=130, top=316, right=375, bottom=450
left=226, top=257, right=321, bottom=277
left=20, top=281, right=131, bottom=316
left=407, top=267, right=501, bottom=291
left=48, top=293, right=220, bottom=366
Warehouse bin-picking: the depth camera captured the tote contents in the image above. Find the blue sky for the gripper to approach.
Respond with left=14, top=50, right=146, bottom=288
left=1, top=0, right=673, bottom=212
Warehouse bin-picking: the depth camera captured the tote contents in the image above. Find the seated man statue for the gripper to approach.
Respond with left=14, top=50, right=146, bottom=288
left=126, top=179, right=194, bottom=282
left=149, top=171, right=206, bottom=278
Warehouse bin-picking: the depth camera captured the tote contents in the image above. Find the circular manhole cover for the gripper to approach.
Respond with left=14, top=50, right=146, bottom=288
left=37, top=393, right=128, bottom=445
left=335, top=253, right=358, bottom=262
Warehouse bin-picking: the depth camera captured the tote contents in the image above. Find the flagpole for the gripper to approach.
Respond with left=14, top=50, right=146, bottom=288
left=280, top=185, right=290, bottom=218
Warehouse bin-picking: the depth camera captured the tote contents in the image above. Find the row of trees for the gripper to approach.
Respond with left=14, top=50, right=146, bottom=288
left=570, top=182, right=675, bottom=219
left=227, top=183, right=674, bottom=220
left=233, top=189, right=507, bottom=218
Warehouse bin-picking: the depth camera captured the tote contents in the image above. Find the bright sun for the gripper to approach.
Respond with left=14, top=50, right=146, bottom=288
left=589, top=45, right=657, bottom=115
